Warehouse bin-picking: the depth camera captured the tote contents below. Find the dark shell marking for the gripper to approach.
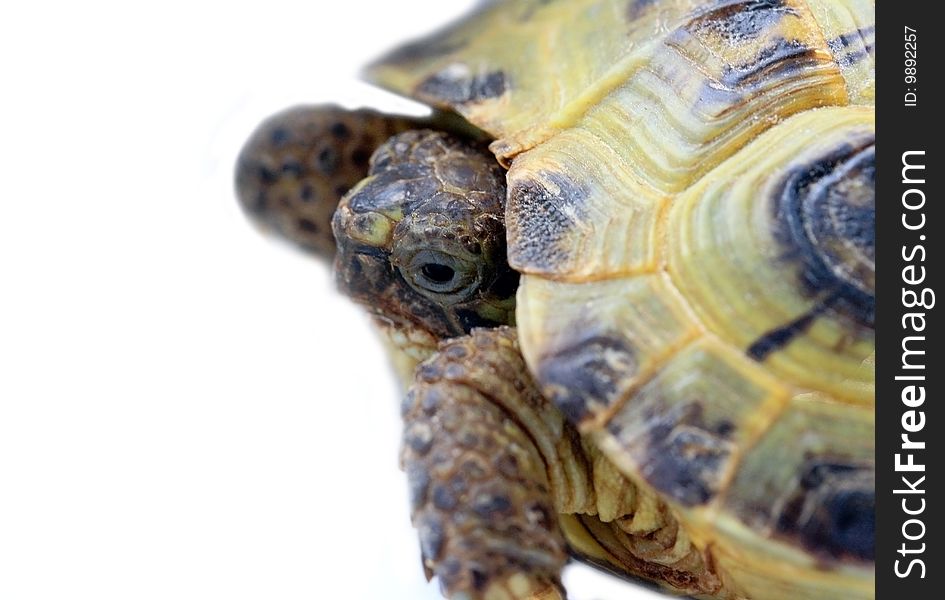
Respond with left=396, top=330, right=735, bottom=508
left=608, top=402, right=736, bottom=506
left=827, top=26, right=875, bottom=69
left=777, top=458, right=875, bottom=562
left=636, top=409, right=734, bottom=506
left=747, top=293, right=832, bottom=361
left=536, top=334, right=637, bottom=425
left=751, top=139, right=875, bottom=359
left=689, top=0, right=792, bottom=43
left=506, top=171, right=589, bottom=274
left=681, top=0, right=827, bottom=93
left=723, top=398, right=874, bottom=567
left=596, top=343, right=774, bottom=508
left=417, top=66, right=508, bottom=106
left=720, top=36, right=821, bottom=89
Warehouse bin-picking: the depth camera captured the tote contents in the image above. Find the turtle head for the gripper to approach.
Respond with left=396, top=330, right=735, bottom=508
left=332, top=130, right=518, bottom=362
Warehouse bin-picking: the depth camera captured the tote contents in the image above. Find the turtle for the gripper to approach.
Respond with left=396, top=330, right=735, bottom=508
left=234, top=1, right=875, bottom=599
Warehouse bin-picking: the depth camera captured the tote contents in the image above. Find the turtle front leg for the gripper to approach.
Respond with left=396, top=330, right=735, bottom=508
left=402, top=327, right=583, bottom=600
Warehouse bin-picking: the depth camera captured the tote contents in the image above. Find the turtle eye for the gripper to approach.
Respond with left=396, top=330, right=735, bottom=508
left=403, top=249, right=480, bottom=299
left=420, top=262, right=456, bottom=285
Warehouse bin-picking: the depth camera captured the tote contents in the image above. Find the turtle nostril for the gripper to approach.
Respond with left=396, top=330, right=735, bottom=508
left=421, top=263, right=456, bottom=284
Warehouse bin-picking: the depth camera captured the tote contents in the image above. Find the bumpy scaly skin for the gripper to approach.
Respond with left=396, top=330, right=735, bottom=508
left=333, top=130, right=518, bottom=356
left=402, top=328, right=568, bottom=600
left=235, top=105, right=418, bottom=258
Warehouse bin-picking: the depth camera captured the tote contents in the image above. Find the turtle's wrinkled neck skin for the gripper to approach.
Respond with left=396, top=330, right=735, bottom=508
left=332, top=129, right=519, bottom=372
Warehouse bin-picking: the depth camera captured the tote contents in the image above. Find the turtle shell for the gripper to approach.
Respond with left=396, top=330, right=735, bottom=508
left=367, top=1, right=875, bottom=598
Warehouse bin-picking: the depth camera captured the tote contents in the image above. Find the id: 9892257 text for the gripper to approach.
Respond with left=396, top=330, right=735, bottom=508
left=905, top=26, right=918, bottom=106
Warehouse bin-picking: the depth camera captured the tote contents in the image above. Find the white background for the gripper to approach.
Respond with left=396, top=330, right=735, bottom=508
left=0, top=2, right=663, bottom=599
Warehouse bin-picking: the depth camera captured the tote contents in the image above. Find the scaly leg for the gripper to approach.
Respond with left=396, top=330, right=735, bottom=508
left=402, top=327, right=572, bottom=599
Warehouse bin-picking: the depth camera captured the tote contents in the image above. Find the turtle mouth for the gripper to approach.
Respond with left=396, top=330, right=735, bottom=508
left=370, top=312, right=441, bottom=363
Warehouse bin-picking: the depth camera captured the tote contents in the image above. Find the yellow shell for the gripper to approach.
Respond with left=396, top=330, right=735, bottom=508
left=368, top=1, right=875, bottom=598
